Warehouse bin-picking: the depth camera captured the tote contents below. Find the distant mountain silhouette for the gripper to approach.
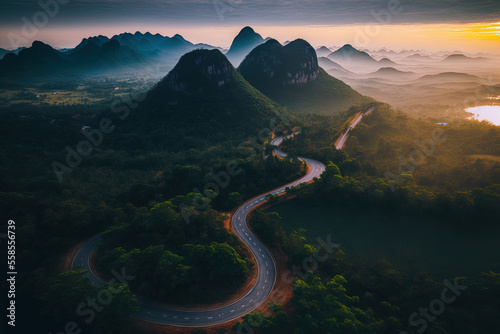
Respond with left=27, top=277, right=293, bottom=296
left=414, top=72, right=483, bottom=84
left=0, top=48, right=12, bottom=60
left=0, top=38, right=152, bottom=81
left=318, top=57, right=349, bottom=71
left=239, top=39, right=370, bottom=114
left=402, top=54, right=436, bottom=62
left=226, top=27, right=264, bottom=66
left=319, top=57, right=358, bottom=79
left=440, top=54, right=489, bottom=63
left=72, top=39, right=149, bottom=69
left=328, top=44, right=378, bottom=66
left=366, top=67, right=417, bottom=80
left=0, top=41, right=70, bottom=79
left=316, top=46, right=332, bottom=57
left=378, top=57, right=398, bottom=66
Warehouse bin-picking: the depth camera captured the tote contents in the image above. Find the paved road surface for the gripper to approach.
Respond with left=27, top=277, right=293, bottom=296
left=336, top=107, right=374, bottom=150
left=72, top=136, right=326, bottom=326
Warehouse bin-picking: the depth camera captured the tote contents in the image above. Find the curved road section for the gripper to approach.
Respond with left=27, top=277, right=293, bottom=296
left=336, top=107, right=374, bottom=150
left=72, top=136, right=326, bottom=326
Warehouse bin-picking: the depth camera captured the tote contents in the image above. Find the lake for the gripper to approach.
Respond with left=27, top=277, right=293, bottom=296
left=266, top=202, right=500, bottom=280
left=466, top=105, right=500, bottom=126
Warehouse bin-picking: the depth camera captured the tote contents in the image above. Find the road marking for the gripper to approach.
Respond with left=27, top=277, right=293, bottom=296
left=241, top=305, right=245, bottom=307
left=267, top=271, right=269, bottom=274
left=265, top=279, right=267, bottom=283
left=266, top=262, right=268, bottom=266
left=163, top=315, right=167, bottom=317
left=147, top=312, right=151, bottom=314
left=208, top=317, right=212, bottom=319
left=184, top=317, right=189, bottom=320
left=173, top=316, right=178, bottom=319
left=253, top=242, right=256, bottom=245
left=259, top=248, right=262, bottom=251
left=257, top=292, right=260, bottom=295
left=195, top=317, right=200, bottom=320
left=230, top=310, right=234, bottom=312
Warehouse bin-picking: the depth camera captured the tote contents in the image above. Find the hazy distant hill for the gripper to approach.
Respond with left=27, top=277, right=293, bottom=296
left=402, top=54, right=436, bottom=62
left=70, top=39, right=150, bottom=70
left=366, top=67, right=417, bottom=80
left=0, top=38, right=153, bottom=81
left=0, top=47, right=26, bottom=60
left=0, top=48, right=12, bottom=60
left=226, top=27, right=265, bottom=66
left=318, top=57, right=348, bottom=71
left=0, top=41, right=70, bottom=79
left=328, top=44, right=378, bottom=66
left=239, top=39, right=370, bottom=114
left=316, top=46, right=332, bottom=57
left=440, top=54, right=489, bottom=64
left=414, top=72, right=483, bottom=84
left=125, top=49, right=287, bottom=147
left=378, top=57, right=398, bottom=66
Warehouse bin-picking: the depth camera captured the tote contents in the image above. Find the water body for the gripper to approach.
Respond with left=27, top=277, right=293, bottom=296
left=466, top=105, right=500, bottom=126
left=267, top=202, right=500, bottom=280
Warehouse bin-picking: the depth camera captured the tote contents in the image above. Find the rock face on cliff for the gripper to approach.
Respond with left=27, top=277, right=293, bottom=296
left=162, top=48, right=234, bottom=94
left=238, top=39, right=371, bottom=115
left=239, top=39, right=319, bottom=89
left=128, top=49, right=287, bottom=145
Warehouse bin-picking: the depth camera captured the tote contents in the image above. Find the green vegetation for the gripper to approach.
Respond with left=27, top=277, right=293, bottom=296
left=0, top=49, right=305, bottom=332
left=229, top=101, right=500, bottom=334
left=262, top=68, right=372, bottom=115
left=238, top=39, right=371, bottom=115
left=95, top=196, right=251, bottom=304
left=237, top=206, right=500, bottom=334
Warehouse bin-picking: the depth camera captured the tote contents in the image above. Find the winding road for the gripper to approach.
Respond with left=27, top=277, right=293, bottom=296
left=336, top=107, right=374, bottom=150
left=72, top=107, right=371, bottom=327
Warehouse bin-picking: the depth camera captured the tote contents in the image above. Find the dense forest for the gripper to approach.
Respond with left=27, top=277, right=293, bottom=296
left=230, top=103, right=500, bottom=334
left=0, top=92, right=304, bottom=333
left=1, top=95, right=498, bottom=334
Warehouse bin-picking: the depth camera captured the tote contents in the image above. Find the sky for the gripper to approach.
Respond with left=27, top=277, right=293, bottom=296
left=0, top=0, right=499, bottom=53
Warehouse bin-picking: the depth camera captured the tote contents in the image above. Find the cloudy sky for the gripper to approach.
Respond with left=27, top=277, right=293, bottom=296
left=0, top=0, right=499, bottom=51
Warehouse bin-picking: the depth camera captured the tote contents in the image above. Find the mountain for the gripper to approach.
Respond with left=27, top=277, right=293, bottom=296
left=316, top=46, right=332, bottom=57
left=402, top=54, right=436, bottom=62
left=327, top=44, right=378, bottom=66
left=125, top=49, right=287, bottom=147
left=414, top=72, right=483, bottom=84
left=378, top=57, right=398, bottom=66
left=68, top=39, right=149, bottom=70
left=0, top=46, right=26, bottom=59
left=226, top=27, right=265, bottom=66
left=0, top=41, right=70, bottom=79
left=239, top=39, right=370, bottom=114
left=366, top=67, right=416, bottom=80
left=0, top=48, right=12, bottom=60
left=318, top=57, right=357, bottom=78
left=440, top=54, right=489, bottom=63
left=318, top=57, right=346, bottom=71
